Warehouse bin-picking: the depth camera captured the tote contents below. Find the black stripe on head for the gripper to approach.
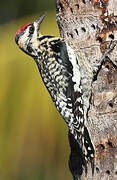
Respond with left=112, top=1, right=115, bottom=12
left=28, top=24, right=35, bottom=36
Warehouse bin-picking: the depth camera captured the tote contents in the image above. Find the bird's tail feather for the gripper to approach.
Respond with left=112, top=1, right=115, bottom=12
left=68, top=128, right=94, bottom=180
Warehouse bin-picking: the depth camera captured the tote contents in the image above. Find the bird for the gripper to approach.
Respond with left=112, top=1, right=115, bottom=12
left=15, top=13, right=95, bottom=179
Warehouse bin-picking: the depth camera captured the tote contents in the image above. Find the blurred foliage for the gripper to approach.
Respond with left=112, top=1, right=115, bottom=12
left=0, top=0, right=55, bottom=24
left=0, top=11, right=72, bottom=180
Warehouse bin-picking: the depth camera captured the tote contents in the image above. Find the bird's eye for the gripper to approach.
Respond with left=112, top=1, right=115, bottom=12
left=29, top=25, right=34, bottom=34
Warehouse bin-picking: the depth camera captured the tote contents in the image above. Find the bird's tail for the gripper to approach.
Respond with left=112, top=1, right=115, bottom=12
left=68, top=128, right=94, bottom=180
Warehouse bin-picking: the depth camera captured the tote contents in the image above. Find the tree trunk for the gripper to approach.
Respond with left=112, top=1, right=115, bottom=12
left=55, top=0, right=117, bottom=179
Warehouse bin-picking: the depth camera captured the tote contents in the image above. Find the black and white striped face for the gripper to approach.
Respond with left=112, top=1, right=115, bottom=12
left=15, top=14, right=46, bottom=58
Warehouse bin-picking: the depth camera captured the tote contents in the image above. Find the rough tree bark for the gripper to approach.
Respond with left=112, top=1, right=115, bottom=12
left=55, top=0, right=117, bottom=179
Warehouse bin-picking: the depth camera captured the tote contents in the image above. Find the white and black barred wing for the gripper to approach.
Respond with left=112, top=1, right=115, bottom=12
left=36, top=37, right=85, bottom=146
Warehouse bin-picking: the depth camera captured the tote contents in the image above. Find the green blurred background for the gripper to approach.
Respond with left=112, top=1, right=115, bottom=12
left=0, top=1, right=71, bottom=179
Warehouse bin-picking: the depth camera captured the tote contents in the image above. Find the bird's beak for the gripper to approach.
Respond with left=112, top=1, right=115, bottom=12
left=36, top=13, right=46, bottom=32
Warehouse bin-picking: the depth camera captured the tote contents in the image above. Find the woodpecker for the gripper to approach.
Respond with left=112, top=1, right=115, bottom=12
left=15, top=14, right=98, bottom=179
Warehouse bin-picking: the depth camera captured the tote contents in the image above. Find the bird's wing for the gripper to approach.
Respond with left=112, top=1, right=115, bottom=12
left=49, top=39, right=84, bottom=140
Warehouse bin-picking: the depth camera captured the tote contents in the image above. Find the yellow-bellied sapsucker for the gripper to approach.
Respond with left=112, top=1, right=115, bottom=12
left=15, top=14, right=117, bottom=179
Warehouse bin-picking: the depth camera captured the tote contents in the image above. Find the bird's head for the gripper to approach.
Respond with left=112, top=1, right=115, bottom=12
left=15, top=13, right=46, bottom=57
